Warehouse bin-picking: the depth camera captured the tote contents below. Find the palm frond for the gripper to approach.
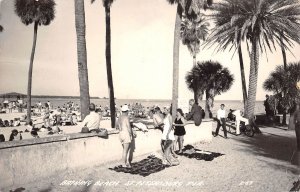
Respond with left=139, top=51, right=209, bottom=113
left=15, top=0, right=55, bottom=26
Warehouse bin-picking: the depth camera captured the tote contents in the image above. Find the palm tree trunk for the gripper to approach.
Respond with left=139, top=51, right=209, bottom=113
left=280, top=32, right=287, bottom=70
left=280, top=32, right=287, bottom=125
left=171, top=5, right=181, bottom=120
left=26, top=21, right=38, bottom=124
left=193, top=54, right=197, bottom=103
left=246, top=37, right=261, bottom=133
left=238, top=45, right=247, bottom=111
left=105, top=5, right=116, bottom=128
left=193, top=54, right=196, bottom=66
left=74, top=0, right=90, bottom=120
left=205, top=89, right=214, bottom=119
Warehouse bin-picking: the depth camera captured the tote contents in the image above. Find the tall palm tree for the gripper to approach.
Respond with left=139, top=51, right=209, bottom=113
left=186, top=60, right=234, bottom=118
left=208, top=0, right=300, bottom=131
left=15, top=0, right=55, bottom=123
left=263, top=62, right=300, bottom=115
left=92, top=0, right=116, bottom=128
left=180, top=15, right=209, bottom=104
left=167, top=0, right=213, bottom=120
left=279, top=30, right=288, bottom=125
left=206, top=0, right=248, bottom=111
left=180, top=15, right=209, bottom=66
left=74, top=0, right=91, bottom=120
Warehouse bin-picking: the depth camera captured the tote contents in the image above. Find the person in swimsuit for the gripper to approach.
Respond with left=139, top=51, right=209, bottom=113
left=161, top=106, right=179, bottom=165
left=118, top=104, right=136, bottom=167
left=173, top=108, right=186, bottom=154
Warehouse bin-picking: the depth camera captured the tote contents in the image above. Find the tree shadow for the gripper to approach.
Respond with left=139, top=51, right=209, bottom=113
left=9, top=187, right=25, bottom=192
left=232, top=129, right=299, bottom=174
left=39, top=186, right=53, bottom=192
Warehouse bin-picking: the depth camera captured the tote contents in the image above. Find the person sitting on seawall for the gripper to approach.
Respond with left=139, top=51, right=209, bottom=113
left=9, top=129, right=22, bottom=141
left=0, top=134, right=5, bottom=142
left=152, top=106, right=164, bottom=132
left=186, top=99, right=203, bottom=126
left=81, top=103, right=101, bottom=132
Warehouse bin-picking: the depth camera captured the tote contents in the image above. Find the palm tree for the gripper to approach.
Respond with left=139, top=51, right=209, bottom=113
left=74, top=0, right=91, bottom=120
left=92, top=0, right=116, bottom=128
left=206, top=0, right=248, bottom=111
left=180, top=15, right=209, bottom=104
left=209, top=0, right=300, bottom=131
left=186, top=60, right=234, bottom=118
left=167, top=0, right=213, bottom=119
left=180, top=15, right=209, bottom=66
left=15, top=0, right=55, bottom=123
left=263, top=62, right=300, bottom=116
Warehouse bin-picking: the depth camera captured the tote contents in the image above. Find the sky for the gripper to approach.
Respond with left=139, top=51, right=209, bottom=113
left=0, top=0, right=300, bottom=101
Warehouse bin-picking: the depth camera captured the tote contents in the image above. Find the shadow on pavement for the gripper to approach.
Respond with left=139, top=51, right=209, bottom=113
left=232, top=128, right=299, bottom=174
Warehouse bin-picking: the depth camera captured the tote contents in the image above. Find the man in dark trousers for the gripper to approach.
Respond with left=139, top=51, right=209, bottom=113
left=186, top=99, right=202, bottom=126
left=214, top=104, right=228, bottom=139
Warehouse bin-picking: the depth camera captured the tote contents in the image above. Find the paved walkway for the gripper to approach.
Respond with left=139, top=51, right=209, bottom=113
left=7, top=126, right=300, bottom=192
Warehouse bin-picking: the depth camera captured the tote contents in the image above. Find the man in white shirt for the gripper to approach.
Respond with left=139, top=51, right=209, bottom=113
left=82, top=103, right=101, bottom=131
left=232, top=110, right=249, bottom=135
left=214, top=104, right=228, bottom=139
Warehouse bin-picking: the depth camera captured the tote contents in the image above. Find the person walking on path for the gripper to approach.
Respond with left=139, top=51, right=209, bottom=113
left=118, top=104, right=135, bottom=168
left=214, top=104, right=228, bottom=139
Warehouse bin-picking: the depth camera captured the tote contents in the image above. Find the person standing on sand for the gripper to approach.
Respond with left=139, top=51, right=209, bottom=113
left=161, top=106, right=179, bottom=165
left=186, top=99, right=202, bottom=126
left=118, top=104, right=136, bottom=167
left=47, top=101, right=51, bottom=110
left=43, top=103, right=50, bottom=128
left=173, top=108, right=186, bottom=154
left=294, top=103, right=300, bottom=151
left=38, top=101, right=42, bottom=112
left=214, top=104, right=228, bottom=139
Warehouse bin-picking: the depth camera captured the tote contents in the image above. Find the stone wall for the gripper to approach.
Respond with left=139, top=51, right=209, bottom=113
left=0, top=121, right=212, bottom=190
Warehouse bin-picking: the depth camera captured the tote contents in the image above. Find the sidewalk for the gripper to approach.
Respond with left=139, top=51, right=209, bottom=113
left=6, top=126, right=300, bottom=192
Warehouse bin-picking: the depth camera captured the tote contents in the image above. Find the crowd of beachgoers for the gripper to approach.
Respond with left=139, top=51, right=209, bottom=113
left=0, top=98, right=174, bottom=142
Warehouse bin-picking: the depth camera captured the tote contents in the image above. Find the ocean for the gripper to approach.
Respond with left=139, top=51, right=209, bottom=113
left=29, top=98, right=265, bottom=116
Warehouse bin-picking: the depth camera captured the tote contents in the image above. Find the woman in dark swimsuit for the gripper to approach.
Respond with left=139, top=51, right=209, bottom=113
left=173, top=108, right=186, bottom=154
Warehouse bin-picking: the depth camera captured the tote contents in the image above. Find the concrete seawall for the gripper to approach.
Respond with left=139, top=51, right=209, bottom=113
left=0, top=121, right=212, bottom=190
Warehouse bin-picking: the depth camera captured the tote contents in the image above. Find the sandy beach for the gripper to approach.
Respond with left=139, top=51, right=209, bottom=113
left=0, top=111, right=119, bottom=141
